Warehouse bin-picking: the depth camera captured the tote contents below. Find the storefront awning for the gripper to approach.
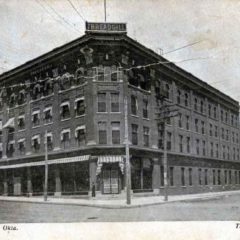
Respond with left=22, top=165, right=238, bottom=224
left=0, top=155, right=90, bottom=170
left=96, top=155, right=124, bottom=175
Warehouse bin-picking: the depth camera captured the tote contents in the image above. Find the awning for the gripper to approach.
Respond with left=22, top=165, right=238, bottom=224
left=96, top=155, right=124, bottom=175
left=0, top=155, right=90, bottom=170
left=3, top=118, right=15, bottom=129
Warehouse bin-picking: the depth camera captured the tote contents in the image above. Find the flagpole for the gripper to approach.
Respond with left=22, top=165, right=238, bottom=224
left=104, top=0, right=107, bottom=22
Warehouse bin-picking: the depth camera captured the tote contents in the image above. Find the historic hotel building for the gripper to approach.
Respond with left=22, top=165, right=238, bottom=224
left=0, top=22, right=240, bottom=197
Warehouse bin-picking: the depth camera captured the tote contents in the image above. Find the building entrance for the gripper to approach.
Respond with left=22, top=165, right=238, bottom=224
left=102, top=164, right=120, bottom=194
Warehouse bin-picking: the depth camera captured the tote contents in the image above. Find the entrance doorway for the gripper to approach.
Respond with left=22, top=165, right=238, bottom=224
left=102, top=164, right=120, bottom=194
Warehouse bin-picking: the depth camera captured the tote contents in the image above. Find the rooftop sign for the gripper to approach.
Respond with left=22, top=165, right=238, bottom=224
left=85, top=22, right=127, bottom=33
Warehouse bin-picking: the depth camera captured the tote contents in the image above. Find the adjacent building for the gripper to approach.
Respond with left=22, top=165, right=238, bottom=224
left=0, top=22, right=240, bottom=197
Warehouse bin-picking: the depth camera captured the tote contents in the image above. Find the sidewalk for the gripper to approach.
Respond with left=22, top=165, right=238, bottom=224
left=0, top=190, right=239, bottom=209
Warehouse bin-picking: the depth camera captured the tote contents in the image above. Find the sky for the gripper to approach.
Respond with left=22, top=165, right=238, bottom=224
left=0, top=0, right=240, bottom=101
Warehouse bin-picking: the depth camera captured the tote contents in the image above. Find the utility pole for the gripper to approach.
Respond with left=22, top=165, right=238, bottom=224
left=44, top=130, right=48, bottom=201
left=124, top=97, right=131, bottom=205
left=104, top=0, right=107, bottom=22
left=155, top=90, right=178, bottom=202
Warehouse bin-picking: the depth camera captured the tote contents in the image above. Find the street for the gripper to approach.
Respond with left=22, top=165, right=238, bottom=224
left=0, top=193, right=240, bottom=223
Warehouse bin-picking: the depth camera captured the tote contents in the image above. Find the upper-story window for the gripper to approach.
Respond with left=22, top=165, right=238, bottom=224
left=44, top=79, right=53, bottom=96
left=208, top=104, right=211, bottom=117
left=186, top=115, right=190, bottom=130
left=195, top=119, right=199, bottom=132
left=231, top=114, right=234, bottom=126
left=46, top=132, right=53, bottom=151
left=98, top=122, right=107, bottom=144
left=177, top=90, right=181, bottom=104
left=200, top=100, right=204, bottom=113
left=131, top=95, right=138, bottom=115
left=165, top=84, right=170, bottom=99
left=18, top=90, right=26, bottom=105
left=142, top=99, right=148, bottom=118
left=221, top=110, right=224, bottom=122
left=75, top=97, right=85, bottom=116
left=143, top=126, right=150, bottom=147
left=213, top=106, right=217, bottom=119
left=32, top=109, right=40, bottom=127
left=18, top=115, right=25, bottom=130
left=111, top=122, right=120, bottom=144
left=75, top=125, right=86, bottom=146
left=110, top=93, right=120, bottom=113
left=9, top=93, right=16, bottom=107
left=167, top=132, right=172, bottom=150
left=97, top=93, right=107, bottom=112
left=75, top=67, right=85, bottom=85
left=18, top=138, right=25, bottom=155
left=178, top=113, right=182, bottom=128
left=179, top=135, right=183, bottom=153
left=209, top=123, right=213, bottom=136
left=225, top=111, right=228, bottom=123
left=60, top=101, right=70, bottom=120
left=184, top=93, right=188, bottom=107
left=194, top=98, right=198, bottom=111
left=132, top=124, right=138, bottom=145
left=201, top=121, right=205, bottom=134
left=32, top=84, right=41, bottom=100
left=31, top=134, right=40, bottom=153
left=61, top=128, right=71, bottom=148
left=7, top=140, right=15, bottom=157
left=44, top=106, right=53, bottom=124
left=60, top=73, right=73, bottom=90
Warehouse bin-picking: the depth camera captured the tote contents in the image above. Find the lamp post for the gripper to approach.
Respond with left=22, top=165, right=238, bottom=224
left=43, top=130, right=48, bottom=201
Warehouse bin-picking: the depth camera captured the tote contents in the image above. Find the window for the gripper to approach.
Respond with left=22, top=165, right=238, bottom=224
left=237, top=149, right=240, bottom=160
left=32, top=135, right=40, bottom=152
left=60, top=101, right=70, bottom=119
left=75, top=97, right=85, bottom=116
left=177, top=90, right=181, bottom=104
left=75, top=126, right=86, bottom=146
left=143, top=126, right=149, bottom=147
left=224, top=170, right=227, bottom=185
left=235, top=171, right=238, bottom=184
left=218, top=170, right=221, bottom=185
left=98, top=122, right=107, bottom=144
left=227, top=146, right=230, bottom=160
left=181, top=168, right=185, bottom=186
left=178, top=113, right=182, bottom=128
left=7, top=140, right=15, bottom=157
left=213, top=169, right=216, bottom=185
left=179, top=135, right=183, bottom=153
left=160, top=166, right=164, bottom=186
left=210, top=142, right=213, bottom=157
left=225, top=111, right=228, bottom=123
left=61, top=129, right=70, bottom=148
left=18, top=115, right=25, bottom=130
left=194, top=98, right=198, bottom=111
left=221, top=110, right=224, bottom=122
left=229, top=170, right=232, bottom=185
left=226, top=130, right=229, bottom=141
left=202, top=169, right=207, bottom=186
left=208, top=104, right=211, bottom=117
left=97, top=66, right=104, bottom=81
left=184, top=93, right=188, bottom=107
left=32, top=109, right=40, bottom=126
left=221, top=128, right=224, bottom=139
left=198, top=168, right=202, bottom=185
left=216, top=143, right=219, bottom=158
left=196, top=139, right=199, bottom=155
left=158, top=123, right=163, bottom=149
left=167, top=132, right=172, bottom=150
left=237, top=133, right=239, bottom=144
left=111, top=93, right=120, bottom=113
left=200, top=100, right=204, bottom=113
left=132, top=124, right=138, bottom=145
left=195, top=119, right=198, bottom=132
left=187, top=137, right=190, bottom=153
left=131, top=95, right=138, bottom=115
left=32, top=84, right=41, bottom=100
left=169, top=167, right=174, bottom=186
left=233, top=147, right=236, bottom=160
left=18, top=90, right=26, bottom=105
left=189, top=168, right=192, bottom=186
left=186, top=115, right=190, bottom=130
left=44, top=106, right=53, bottom=123
left=209, top=123, right=213, bottom=136
left=202, top=140, right=206, bottom=156
left=223, top=145, right=226, bottom=159
left=46, top=133, right=53, bottom=150
left=165, top=84, right=170, bottom=99
left=44, top=80, right=53, bottom=96
left=215, top=126, right=218, bottom=137
left=97, top=93, right=107, bottom=112
left=142, top=99, right=148, bottom=118
left=201, top=121, right=205, bottom=134
left=213, top=106, right=217, bottom=119
left=111, top=122, right=120, bottom=144
left=231, top=115, right=234, bottom=126
left=18, top=139, right=25, bottom=154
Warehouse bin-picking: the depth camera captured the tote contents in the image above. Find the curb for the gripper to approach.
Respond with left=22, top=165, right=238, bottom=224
left=0, top=192, right=236, bottom=209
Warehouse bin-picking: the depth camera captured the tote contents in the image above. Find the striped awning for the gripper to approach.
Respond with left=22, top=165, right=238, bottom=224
left=0, top=155, right=90, bottom=170
left=96, top=155, right=124, bottom=175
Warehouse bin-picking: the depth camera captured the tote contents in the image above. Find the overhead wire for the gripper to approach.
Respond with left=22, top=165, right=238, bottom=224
left=66, top=0, right=86, bottom=22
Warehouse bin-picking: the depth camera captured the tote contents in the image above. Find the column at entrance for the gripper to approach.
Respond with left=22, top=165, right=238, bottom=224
left=3, top=170, right=8, bottom=196
left=54, top=165, right=62, bottom=197
left=152, top=157, right=160, bottom=194
left=27, top=167, right=33, bottom=196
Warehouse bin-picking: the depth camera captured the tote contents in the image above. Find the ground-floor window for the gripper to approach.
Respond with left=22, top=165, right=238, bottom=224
left=131, top=158, right=153, bottom=191
left=169, top=167, right=174, bottom=186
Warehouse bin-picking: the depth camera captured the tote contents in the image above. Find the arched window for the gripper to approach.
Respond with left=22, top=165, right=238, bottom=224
left=9, top=93, right=16, bottom=107
left=33, top=84, right=41, bottom=100
left=18, top=90, right=26, bottom=104
left=177, top=90, right=181, bottom=104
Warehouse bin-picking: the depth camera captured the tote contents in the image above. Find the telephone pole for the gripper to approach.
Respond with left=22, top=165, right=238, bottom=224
left=124, top=97, right=131, bottom=205
left=43, top=130, right=48, bottom=201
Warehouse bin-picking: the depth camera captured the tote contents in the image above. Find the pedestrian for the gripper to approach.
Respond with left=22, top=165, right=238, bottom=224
left=92, top=182, right=96, bottom=198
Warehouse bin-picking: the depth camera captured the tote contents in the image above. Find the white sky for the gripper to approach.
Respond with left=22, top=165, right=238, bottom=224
left=0, top=0, right=240, bottom=101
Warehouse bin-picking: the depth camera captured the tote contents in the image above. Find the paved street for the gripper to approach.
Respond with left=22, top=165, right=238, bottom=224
left=0, top=193, right=240, bottom=222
